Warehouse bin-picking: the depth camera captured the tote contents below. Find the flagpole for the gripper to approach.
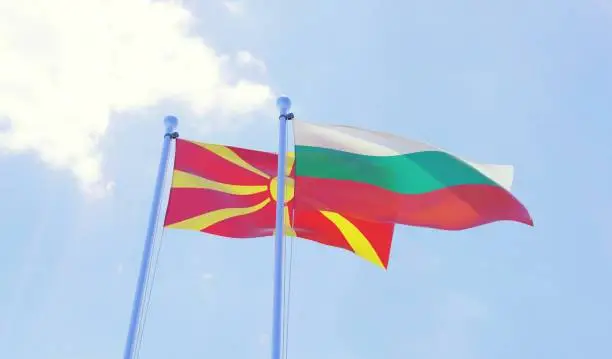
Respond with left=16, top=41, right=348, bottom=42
left=122, top=115, right=179, bottom=359
left=271, top=96, right=293, bottom=359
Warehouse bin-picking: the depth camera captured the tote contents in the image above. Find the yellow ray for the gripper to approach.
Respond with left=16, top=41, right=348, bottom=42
left=172, top=170, right=268, bottom=195
left=285, top=152, right=295, bottom=176
left=271, top=206, right=297, bottom=236
left=319, top=210, right=385, bottom=268
left=284, top=206, right=297, bottom=236
left=167, top=198, right=271, bottom=231
left=194, top=142, right=271, bottom=179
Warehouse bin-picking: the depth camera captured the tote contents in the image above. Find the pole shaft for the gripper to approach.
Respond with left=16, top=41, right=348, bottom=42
left=271, top=98, right=291, bottom=359
left=122, top=117, right=178, bottom=359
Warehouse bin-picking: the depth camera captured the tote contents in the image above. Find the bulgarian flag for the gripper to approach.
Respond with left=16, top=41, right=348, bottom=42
left=292, top=119, right=533, bottom=230
left=163, top=139, right=394, bottom=268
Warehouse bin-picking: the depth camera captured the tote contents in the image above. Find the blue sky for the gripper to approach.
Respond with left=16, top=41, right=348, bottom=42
left=1, top=0, right=611, bottom=358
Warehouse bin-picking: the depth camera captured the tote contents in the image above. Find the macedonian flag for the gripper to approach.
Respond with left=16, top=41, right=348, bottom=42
left=163, top=139, right=395, bottom=268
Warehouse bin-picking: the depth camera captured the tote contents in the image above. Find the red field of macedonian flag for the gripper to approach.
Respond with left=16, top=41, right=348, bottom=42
left=163, top=138, right=395, bottom=268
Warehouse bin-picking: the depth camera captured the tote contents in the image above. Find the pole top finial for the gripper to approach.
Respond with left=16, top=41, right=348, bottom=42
left=276, top=95, right=292, bottom=115
left=164, top=115, right=178, bottom=132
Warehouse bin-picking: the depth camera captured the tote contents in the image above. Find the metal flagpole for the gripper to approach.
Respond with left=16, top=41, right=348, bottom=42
left=271, top=96, right=293, bottom=359
left=122, top=115, right=179, bottom=359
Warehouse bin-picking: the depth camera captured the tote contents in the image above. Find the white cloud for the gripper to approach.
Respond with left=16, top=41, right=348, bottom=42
left=0, top=0, right=273, bottom=193
left=223, top=1, right=246, bottom=15
left=236, top=51, right=267, bottom=73
left=201, top=272, right=214, bottom=280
